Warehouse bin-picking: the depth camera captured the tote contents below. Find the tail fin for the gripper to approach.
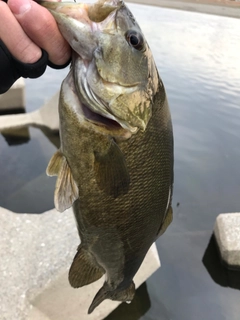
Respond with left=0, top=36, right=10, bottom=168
left=88, top=281, right=135, bottom=314
left=68, top=245, right=105, bottom=288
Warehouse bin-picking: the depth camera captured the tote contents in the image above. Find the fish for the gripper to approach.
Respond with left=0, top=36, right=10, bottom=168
left=43, top=0, right=174, bottom=314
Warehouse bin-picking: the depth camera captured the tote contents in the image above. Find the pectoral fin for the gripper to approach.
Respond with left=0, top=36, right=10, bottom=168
left=46, top=150, right=63, bottom=176
left=94, top=140, right=130, bottom=198
left=46, top=150, right=79, bottom=212
left=69, top=245, right=105, bottom=288
left=157, top=206, right=173, bottom=237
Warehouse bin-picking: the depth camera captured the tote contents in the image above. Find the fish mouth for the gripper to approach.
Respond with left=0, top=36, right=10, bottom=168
left=78, top=84, right=138, bottom=135
left=81, top=101, right=124, bottom=131
left=40, top=1, right=121, bottom=58
left=73, top=54, right=139, bottom=133
left=63, top=70, right=134, bottom=139
left=83, top=91, right=139, bottom=134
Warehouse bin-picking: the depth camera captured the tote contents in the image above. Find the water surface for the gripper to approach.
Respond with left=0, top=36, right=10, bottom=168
left=0, top=4, right=240, bottom=320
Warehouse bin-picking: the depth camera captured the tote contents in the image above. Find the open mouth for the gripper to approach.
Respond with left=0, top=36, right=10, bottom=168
left=81, top=102, right=123, bottom=130
left=65, top=72, right=131, bottom=134
left=72, top=57, right=139, bottom=134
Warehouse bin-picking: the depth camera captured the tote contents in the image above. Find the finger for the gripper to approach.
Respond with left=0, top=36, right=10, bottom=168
left=0, top=1, right=41, bottom=63
left=8, top=0, right=71, bottom=66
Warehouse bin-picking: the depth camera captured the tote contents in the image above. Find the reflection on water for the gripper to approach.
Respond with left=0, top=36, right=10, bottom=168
left=0, top=127, right=58, bottom=213
left=203, top=235, right=240, bottom=290
left=0, top=4, right=240, bottom=320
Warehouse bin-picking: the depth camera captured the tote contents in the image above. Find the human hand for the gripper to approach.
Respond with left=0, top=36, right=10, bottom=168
left=0, top=0, right=71, bottom=65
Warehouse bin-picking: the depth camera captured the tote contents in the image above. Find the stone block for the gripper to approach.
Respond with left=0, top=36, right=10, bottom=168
left=0, top=206, right=160, bottom=320
left=0, top=78, right=25, bottom=111
left=214, top=213, right=240, bottom=269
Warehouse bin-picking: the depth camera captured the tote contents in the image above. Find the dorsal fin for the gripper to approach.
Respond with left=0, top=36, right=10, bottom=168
left=46, top=150, right=79, bottom=212
left=94, top=139, right=130, bottom=198
left=69, top=245, right=105, bottom=288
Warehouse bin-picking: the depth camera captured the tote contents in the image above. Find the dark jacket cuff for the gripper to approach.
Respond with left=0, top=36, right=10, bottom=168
left=0, top=40, right=48, bottom=94
left=48, top=58, right=71, bottom=70
left=0, top=39, right=71, bottom=94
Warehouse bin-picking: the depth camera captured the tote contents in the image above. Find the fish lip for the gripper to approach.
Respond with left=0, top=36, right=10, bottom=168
left=79, top=72, right=143, bottom=133
left=79, top=99, right=136, bottom=141
left=88, top=77, right=140, bottom=132
left=84, top=86, right=139, bottom=134
left=73, top=55, right=139, bottom=134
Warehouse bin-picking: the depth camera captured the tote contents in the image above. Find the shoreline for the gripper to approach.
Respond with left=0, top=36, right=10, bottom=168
left=127, top=0, right=240, bottom=19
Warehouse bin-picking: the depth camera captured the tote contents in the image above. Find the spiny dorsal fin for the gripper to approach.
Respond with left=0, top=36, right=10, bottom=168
left=69, top=245, right=105, bottom=288
left=54, top=157, right=79, bottom=212
left=157, top=206, right=173, bottom=237
left=94, top=139, right=130, bottom=198
left=46, top=150, right=63, bottom=176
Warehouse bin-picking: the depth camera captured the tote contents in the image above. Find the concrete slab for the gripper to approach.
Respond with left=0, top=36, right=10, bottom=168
left=0, top=78, right=25, bottom=111
left=0, top=91, right=59, bottom=132
left=0, top=206, right=160, bottom=320
left=214, top=213, right=240, bottom=269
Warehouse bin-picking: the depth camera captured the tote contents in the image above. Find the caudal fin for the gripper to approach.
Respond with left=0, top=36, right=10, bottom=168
left=68, top=245, right=105, bottom=288
left=88, top=281, right=135, bottom=314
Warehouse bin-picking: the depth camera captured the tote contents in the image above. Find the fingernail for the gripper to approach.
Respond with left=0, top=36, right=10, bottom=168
left=9, top=0, right=32, bottom=15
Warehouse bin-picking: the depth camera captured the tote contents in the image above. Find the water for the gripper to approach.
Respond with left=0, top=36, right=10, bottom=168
left=0, top=4, right=240, bottom=319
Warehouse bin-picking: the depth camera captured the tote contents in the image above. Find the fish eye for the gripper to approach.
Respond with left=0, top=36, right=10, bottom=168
left=126, top=30, right=144, bottom=51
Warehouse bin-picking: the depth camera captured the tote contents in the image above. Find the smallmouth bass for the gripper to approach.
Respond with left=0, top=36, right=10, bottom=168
left=43, top=0, right=174, bottom=314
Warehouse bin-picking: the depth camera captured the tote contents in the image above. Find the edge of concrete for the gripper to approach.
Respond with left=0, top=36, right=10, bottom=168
left=127, top=0, right=240, bottom=18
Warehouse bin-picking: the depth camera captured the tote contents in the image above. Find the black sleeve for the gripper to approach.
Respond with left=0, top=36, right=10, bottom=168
left=0, top=40, right=49, bottom=94
left=0, top=0, right=71, bottom=94
left=0, top=40, right=71, bottom=94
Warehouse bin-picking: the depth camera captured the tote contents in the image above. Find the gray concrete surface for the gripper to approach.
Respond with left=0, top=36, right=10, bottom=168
left=0, top=206, right=160, bottom=320
left=214, top=213, right=240, bottom=269
left=0, top=91, right=59, bottom=131
left=0, top=78, right=25, bottom=111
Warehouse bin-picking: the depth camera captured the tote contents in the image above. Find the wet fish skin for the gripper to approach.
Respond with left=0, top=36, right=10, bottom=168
left=45, top=0, right=174, bottom=314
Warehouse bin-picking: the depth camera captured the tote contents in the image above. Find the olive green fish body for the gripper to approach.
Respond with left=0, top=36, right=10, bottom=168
left=44, top=0, right=173, bottom=314
left=55, top=71, right=173, bottom=312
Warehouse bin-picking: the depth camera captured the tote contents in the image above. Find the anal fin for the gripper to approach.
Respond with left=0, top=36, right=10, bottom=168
left=94, top=139, right=130, bottom=198
left=46, top=150, right=79, bottom=212
left=69, top=246, right=105, bottom=288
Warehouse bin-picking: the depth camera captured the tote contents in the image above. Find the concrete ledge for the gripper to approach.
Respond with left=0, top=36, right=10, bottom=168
left=0, top=78, right=25, bottom=111
left=0, top=91, right=59, bottom=131
left=214, top=213, right=240, bottom=269
left=0, top=206, right=160, bottom=320
left=127, top=0, right=240, bottom=18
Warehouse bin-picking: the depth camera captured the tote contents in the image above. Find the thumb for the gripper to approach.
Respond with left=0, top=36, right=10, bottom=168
left=8, top=0, right=71, bottom=66
left=0, top=0, right=41, bottom=63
